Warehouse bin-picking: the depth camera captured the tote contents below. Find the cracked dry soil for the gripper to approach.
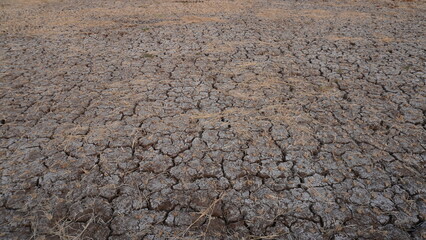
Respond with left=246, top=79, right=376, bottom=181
left=1, top=0, right=425, bottom=239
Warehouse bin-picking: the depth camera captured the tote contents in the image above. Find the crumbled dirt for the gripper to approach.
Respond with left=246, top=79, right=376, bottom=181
left=1, top=0, right=425, bottom=239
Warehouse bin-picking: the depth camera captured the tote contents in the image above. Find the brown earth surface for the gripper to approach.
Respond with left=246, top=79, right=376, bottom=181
left=1, top=0, right=425, bottom=239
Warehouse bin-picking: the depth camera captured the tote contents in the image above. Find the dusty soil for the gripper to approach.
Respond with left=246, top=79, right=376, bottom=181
left=1, top=0, right=425, bottom=239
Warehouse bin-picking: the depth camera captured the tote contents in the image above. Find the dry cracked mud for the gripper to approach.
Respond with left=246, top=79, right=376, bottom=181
left=1, top=0, right=425, bottom=239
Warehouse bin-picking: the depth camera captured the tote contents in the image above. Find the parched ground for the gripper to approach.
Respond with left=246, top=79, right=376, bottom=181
left=1, top=0, right=425, bottom=239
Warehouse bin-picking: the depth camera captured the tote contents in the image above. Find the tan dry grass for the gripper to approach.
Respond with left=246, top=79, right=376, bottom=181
left=0, top=0, right=253, bottom=36
left=373, top=33, right=395, bottom=43
left=0, top=0, right=58, bottom=6
left=257, top=8, right=370, bottom=21
left=325, top=36, right=365, bottom=41
left=180, top=191, right=226, bottom=238
left=151, top=16, right=224, bottom=26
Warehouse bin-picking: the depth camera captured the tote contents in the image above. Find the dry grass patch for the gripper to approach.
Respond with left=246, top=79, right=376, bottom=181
left=326, top=36, right=365, bottom=41
left=0, top=0, right=249, bottom=36
left=180, top=191, right=226, bottom=238
left=373, top=33, right=395, bottom=43
left=0, top=0, right=58, bottom=6
left=149, top=0, right=255, bottom=15
left=152, top=16, right=224, bottom=26
left=257, top=8, right=370, bottom=21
